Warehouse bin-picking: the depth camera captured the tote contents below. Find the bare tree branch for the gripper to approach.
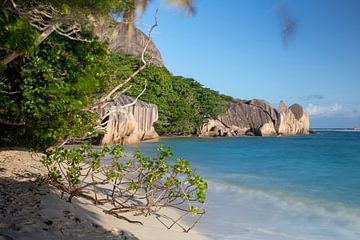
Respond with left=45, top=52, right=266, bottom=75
left=95, top=8, right=159, bottom=105
left=1, top=2, right=91, bottom=65
left=46, top=9, right=159, bottom=149
left=141, top=8, right=159, bottom=64
left=100, top=81, right=147, bottom=126
left=0, top=90, right=21, bottom=95
left=98, top=63, right=148, bottom=104
left=0, top=118, right=25, bottom=126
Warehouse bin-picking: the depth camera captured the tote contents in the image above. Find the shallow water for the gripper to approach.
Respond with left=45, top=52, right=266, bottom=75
left=128, top=131, right=360, bottom=240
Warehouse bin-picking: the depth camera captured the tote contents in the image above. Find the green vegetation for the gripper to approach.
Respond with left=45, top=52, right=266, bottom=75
left=1, top=0, right=132, bottom=148
left=108, top=55, right=228, bottom=135
left=41, top=142, right=207, bottom=229
left=1, top=41, right=226, bottom=148
left=0, top=8, right=39, bottom=61
left=0, top=32, right=110, bottom=148
left=0, top=0, right=131, bottom=65
left=1, top=0, right=209, bottom=231
left=1, top=0, right=227, bottom=149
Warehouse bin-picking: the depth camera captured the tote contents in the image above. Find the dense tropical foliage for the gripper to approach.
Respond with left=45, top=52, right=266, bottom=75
left=0, top=0, right=132, bottom=65
left=1, top=0, right=210, bottom=230
left=105, top=54, right=227, bottom=135
left=0, top=0, right=227, bottom=149
left=0, top=33, right=109, bottom=148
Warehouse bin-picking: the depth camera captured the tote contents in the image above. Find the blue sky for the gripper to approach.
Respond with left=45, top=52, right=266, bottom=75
left=138, top=0, right=360, bottom=128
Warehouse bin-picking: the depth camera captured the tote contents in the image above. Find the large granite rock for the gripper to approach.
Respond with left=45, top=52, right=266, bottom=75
left=92, top=15, right=163, bottom=66
left=198, top=119, right=244, bottom=137
left=199, top=99, right=309, bottom=137
left=289, top=103, right=310, bottom=134
left=99, top=95, right=159, bottom=145
left=216, top=100, right=275, bottom=133
left=90, top=16, right=161, bottom=145
left=276, top=101, right=299, bottom=135
left=259, top=122, right=277, bottom=136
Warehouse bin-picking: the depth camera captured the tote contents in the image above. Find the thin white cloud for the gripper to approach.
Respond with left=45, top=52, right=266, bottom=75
left=303, top=94, right=324, bottom=101
left=306, top=103, right=360, bottom=118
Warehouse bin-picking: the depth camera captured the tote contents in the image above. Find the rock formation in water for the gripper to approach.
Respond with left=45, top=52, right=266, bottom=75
left=90, top=16, right=309, bottom=141
left=199, top=99, right=309, bottom=137
left=92, top=15, right=163, bottom=65
left=99, top=95, right=159, bottom=145
left=276, top=101, right=309, bottom=135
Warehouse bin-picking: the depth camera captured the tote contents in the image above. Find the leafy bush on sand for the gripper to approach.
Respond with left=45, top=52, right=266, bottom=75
left=41, top=142, right=207, bottom=232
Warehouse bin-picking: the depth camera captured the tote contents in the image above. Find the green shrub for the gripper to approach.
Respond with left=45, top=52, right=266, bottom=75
left=42, top=142, right=207, bottom=230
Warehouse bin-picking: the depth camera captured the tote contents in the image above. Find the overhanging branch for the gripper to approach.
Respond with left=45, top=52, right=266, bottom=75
left=0, top=118, right=25, bottom=126
left=95, top=8, right=159, bottom=106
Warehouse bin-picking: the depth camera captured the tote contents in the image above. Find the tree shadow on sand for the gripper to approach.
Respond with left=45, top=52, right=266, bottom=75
left=0, top=172, right=140, bottom=240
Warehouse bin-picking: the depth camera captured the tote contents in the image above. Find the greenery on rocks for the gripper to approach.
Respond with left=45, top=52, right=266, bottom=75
left=1, top=0, right=209, bottom=231
left=0, top=0, right=131, bottom=148
left=41, top=142, right=207, bottom=230
left=107, top=55, right=228, bottom=135
left=1, top=0, right=227, bottom=147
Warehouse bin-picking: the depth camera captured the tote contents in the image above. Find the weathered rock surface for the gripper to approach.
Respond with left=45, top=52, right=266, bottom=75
left=90, top=16, right=309, bottom=140
left=99, top=95, right=159, bottom=145
left=198, top=119, right=243, bottom=137
left=259, top=122, right=277, bottom=136
left=276, top=101, right=309, bottom=135
left=199, top=99, right=309, bottom=137
left=290, top=103, right=310, bottom=134
left=91, top=16, right=161, bottom=144
left=92, top=16, right=163, bottom=65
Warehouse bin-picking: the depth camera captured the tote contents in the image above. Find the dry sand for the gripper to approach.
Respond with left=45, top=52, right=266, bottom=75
left=0, top=149, right=210, bottom=240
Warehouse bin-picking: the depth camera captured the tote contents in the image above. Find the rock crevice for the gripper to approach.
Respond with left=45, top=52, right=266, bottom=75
left=99, top=95, right=159, bottom=145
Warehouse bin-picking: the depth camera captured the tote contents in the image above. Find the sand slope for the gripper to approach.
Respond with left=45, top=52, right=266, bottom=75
left=0, top=150, right=210, bottom=240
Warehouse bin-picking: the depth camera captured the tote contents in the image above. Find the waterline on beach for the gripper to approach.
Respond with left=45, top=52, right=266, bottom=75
left=132, top=131, right=360, bottom=240
left=201, top=178, right=360, bottom=240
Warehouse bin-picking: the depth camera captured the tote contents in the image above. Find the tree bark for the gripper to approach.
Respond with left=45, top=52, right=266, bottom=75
left=0, top=25, right=57, bottom=65
left=0, top=118, right=25, bottom=126
left=0, top=52, right=18, bottom=65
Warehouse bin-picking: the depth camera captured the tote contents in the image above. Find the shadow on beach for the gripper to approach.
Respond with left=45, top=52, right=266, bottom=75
left=0, top=171, right=140, bottom=240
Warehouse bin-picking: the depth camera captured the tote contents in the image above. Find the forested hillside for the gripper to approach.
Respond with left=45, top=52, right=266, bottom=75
left=0, top=5, right=227, bottom=148
left=108, top=55, right=227, bottom=135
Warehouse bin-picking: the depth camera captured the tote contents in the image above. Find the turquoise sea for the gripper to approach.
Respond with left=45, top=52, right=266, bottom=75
left=129, top=130, right=360, bottom=240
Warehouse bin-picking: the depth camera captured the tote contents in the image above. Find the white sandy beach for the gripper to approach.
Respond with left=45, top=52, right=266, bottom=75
left=0, top=150, right=210, bottom=240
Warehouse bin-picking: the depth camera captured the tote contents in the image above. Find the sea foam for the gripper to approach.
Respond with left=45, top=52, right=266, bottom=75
left=199, top=178, right=360, bottom=240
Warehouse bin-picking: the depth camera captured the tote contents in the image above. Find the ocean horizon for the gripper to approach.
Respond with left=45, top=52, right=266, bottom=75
left=127, top=130, right=360, bottom=240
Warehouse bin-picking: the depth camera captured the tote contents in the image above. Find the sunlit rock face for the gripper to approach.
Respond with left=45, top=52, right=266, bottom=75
left=276, top=101, right=310, bottom=135
left=259, top=122, right=277, bottom=136
left=218, top=99, right=275, bottom=132
left=91, top=16, right=161, bottom=145
left=92, top=15, right=163, bottom=66
left=199, top=99, right=309, bottom=137
left=289, top=103, right=310, bottom=134
left=99, top=96, right=159, bottom=145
